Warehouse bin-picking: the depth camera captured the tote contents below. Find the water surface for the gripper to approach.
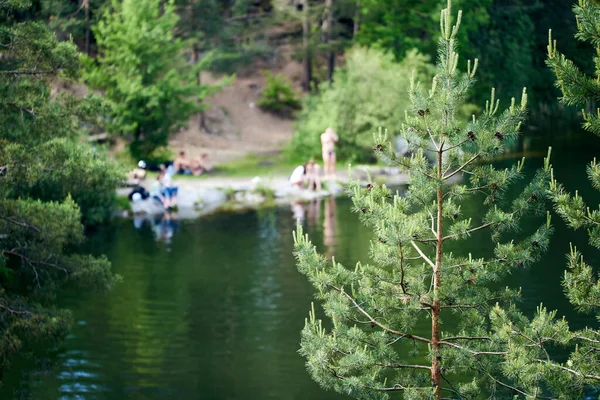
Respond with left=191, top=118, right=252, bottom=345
left=1, top=147, right=600, bottom=399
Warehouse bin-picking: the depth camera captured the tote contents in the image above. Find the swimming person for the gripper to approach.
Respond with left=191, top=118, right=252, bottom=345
left=320, top=127, right=339, bottom=179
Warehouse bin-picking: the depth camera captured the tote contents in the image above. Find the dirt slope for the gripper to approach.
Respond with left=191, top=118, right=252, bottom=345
left=169, top=58, right=305, bottom=165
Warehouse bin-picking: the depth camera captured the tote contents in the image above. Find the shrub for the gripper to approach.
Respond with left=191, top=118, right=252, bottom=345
left=287, top=47, right=435, bottom=163
left=257, top=71, right=301, bottom=117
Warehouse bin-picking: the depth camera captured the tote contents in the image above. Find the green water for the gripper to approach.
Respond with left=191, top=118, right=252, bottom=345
left=1, top=146, right=600, bottom=399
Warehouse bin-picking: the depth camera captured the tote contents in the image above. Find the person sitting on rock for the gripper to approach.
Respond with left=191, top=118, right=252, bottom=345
left=289, top=164, right=307, bottom=189
left=305, top=158, right=322, bottom=191
left=160, top=164, right=178, bottom=207
left=150, top=173, right=169, bottom=208
left=126, top=160, right=147, bottom=184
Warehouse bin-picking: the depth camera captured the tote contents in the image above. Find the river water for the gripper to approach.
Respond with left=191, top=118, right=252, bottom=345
left=1, top=136, right=600, bottom=399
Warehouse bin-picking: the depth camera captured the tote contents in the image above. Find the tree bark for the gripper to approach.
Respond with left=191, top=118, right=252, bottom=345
left=432, top=145, right=443, bottom=398
left=84, top=0, right=90, bottom=56
left=301, top=0, right=312, bottom=91
left=353, top=0, right=360, bottom=38
left=189, top=0, right=212, bottom=134
left=323, top=0, right=335, bottom=83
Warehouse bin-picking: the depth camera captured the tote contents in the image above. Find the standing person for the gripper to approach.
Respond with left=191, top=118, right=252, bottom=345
left=305, top=158, right=322, bottom=191
left=320, top=127, right=339, bottom=179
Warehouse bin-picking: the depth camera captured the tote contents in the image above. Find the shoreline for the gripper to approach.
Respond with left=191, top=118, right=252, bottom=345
left=116, top=166, right=415, bottom=220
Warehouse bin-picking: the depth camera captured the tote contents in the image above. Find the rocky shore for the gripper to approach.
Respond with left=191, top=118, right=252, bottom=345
left=116, top=166, right=415, bottom=220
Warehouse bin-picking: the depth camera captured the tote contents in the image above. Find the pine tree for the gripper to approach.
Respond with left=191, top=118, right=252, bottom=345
left=293, top=1, right=567, bottom=398
left=86, top=0, right=226, bottom=158
left=0, top=0, right=118, bottom=374
left=542, top=0, right=600, bottom=389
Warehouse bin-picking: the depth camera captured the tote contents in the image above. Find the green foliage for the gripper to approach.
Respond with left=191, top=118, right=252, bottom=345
left=0, top=0, right=118, bottom=375
left=289, top=47, right=434, bottom=163
left=292, top=1, right=590, bottom=398
left=544, top=0, right=600, bottom=388
left=257, top=71, right=301, bottom=117
left=86, top=0, right=227, bottom=158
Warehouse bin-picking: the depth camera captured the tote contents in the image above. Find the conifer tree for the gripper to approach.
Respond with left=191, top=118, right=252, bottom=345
left=0, top=0, right=118, bottom=374
left=293, top=1, right=564, bottom=398
left=541, top=0, right=600, bottom=389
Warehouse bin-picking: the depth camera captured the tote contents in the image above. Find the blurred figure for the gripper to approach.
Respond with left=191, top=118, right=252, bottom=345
left=160, top=164, right=178, bottom=207
left=150, top=173, right=169, bottom=208
left=291, top=200, right=306, bottom=223
left=307, top=197, right=321, bottom=225
left=173, top=151, right=192, bottom=175
left=323, top=196, right=337, bottom=258
left=320, top=127, right=339, bottom=179
left=127, top=160, right=147, bottom=183
left=305, top=158, right=322, bottom=191
left=289, top=164, right=306, bottom=189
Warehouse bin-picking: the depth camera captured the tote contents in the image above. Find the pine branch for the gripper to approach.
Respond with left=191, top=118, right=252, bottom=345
left=0, top=215, right=40, bottom=232
left=410, top=240, right=436, bottom=268
left=375, top=362, right=431, bottom=370
left=331, top=285, right=431, bottom=343
left=443, top=153, right=480, bottom=181
left=442, top=222, right=494, bottom=241
left=540, top=360, right=600, bottom=381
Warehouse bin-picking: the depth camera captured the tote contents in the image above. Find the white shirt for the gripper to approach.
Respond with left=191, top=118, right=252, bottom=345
left=289, top=166, right=305, bottom=183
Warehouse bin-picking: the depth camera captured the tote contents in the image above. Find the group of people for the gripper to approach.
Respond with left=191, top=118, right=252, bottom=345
left=289, top=127, right=339, bottom=190
left=127, top=150, right=214, bottom=209
left=173, top=151, right=212, bottom=176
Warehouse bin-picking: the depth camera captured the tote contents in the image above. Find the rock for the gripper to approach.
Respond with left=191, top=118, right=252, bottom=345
left=326, top=181, right=344, bottom=196
left=131, top=198, right=165, bottom=215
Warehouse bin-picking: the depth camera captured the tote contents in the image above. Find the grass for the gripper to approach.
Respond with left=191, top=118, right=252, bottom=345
left=114, top=194, right=131, bottom=211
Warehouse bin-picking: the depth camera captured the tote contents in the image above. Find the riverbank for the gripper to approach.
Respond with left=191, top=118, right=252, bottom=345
left=116, top=165, right=414, bottom=220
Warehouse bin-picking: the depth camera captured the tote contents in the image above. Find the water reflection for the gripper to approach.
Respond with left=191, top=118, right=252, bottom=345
left=132, top=212, right=180, bottom=245
left=290, top=196, right=337, bottom=260
left=323, top=197, right=337, bottom=259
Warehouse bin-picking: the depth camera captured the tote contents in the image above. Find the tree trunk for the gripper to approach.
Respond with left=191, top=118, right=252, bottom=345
left=191, top=45, right=212, bottom=134
left=189, top=0, right=212, bottom=134
left=353, top=0, right=360, bottom=38
left=432, top=146, right=443, bottom=398
left=301, top=0, right=312, bottom=91
left=84, top=0, right=90, bottom=55
left=324, top=0, right=335, bottom=83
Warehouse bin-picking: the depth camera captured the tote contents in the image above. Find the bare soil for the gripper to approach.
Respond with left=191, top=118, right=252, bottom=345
left=168, top=55, right=306, bottom=166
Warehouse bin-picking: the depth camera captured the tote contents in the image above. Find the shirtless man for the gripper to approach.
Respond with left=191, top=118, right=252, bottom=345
left=320, top=127, right=338, bottom=179
left=173, top=151, right=191, bottom=175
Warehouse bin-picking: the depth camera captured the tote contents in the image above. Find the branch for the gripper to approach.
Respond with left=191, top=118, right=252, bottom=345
left=442, top=222, right=494, bottom=241
left=375, top=363, right=431, bottom=370
left=443, top=153, right=480, bottom=181
left=0, top=70, right=56, bottom=75
left=410, top=240, right=436, bottom=269
left=0, top=215, right=40, bottom=232
left=2, top=250, right=68, bottom=273
left=540, top=360, right=600, bottom=381
left=439, top=340, right=506, bottom=355
left=332, top=285, right=431, bottom=344
left=0, top=303, right=32, bottom=315
left=442, top=336, right=491, bottom=342
left=442, top=138, right=470, bottom=153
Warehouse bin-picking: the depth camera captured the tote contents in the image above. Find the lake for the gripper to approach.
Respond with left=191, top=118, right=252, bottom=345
left=1, top=133, right=599, bottom=399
